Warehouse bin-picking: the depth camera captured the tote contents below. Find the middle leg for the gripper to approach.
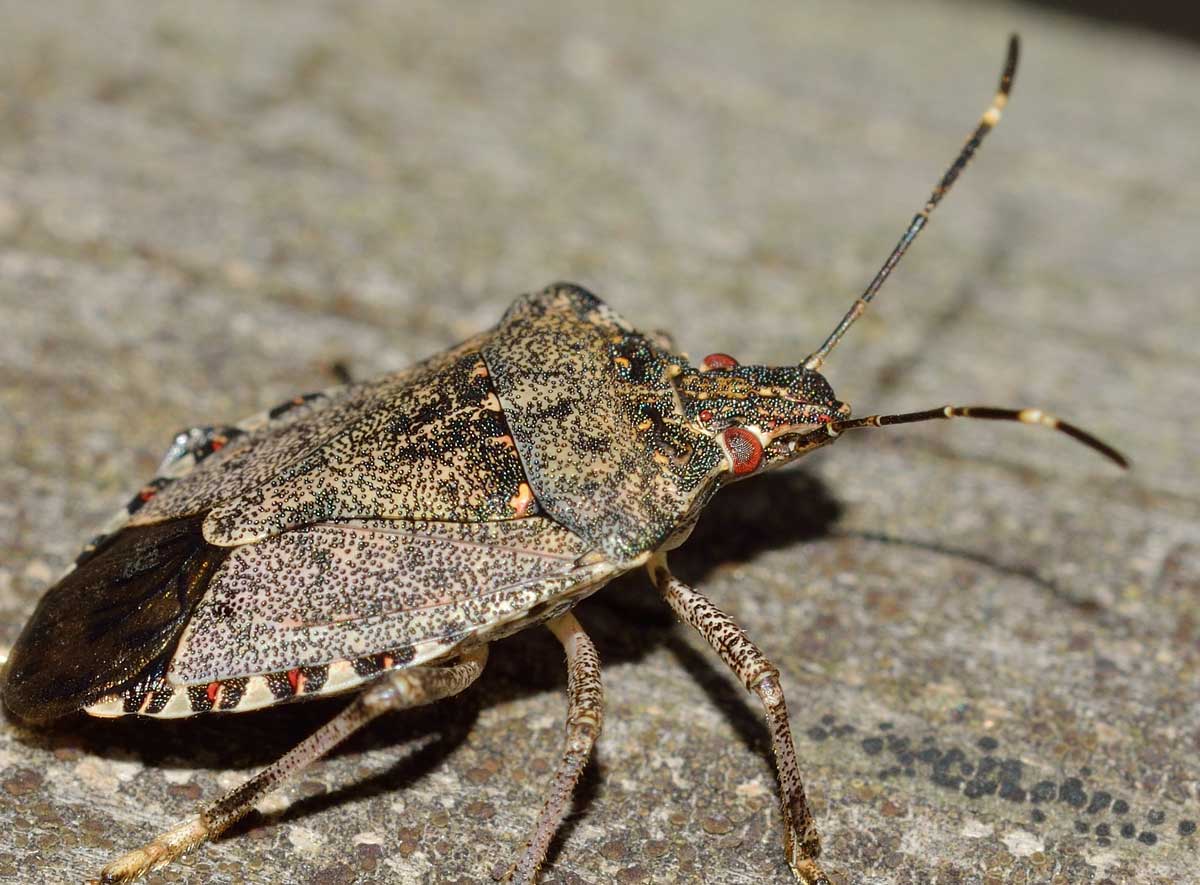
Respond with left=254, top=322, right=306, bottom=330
left=497, top=611, right=603, bottom=884
left=648, top=554, right=829, bottom=885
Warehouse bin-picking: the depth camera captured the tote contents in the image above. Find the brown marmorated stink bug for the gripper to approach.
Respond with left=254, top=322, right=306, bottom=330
left=2, top=35, right=1127, bottom=884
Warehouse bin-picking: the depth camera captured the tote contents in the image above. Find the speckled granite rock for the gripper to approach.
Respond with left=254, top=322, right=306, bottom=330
left=1, top=2, right=1197, bottom=883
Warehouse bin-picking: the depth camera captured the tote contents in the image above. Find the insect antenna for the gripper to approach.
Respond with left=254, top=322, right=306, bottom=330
left=796, top=404, right=1128, bottom=468
left=803, top=34, right=1020, bottom=372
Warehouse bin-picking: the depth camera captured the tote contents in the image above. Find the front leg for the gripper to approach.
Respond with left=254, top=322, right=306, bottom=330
left=647, top=554, right=829, bottom=885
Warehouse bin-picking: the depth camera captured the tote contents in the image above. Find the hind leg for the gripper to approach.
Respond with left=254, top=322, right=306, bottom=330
left=496, top=612, right=603, bottom=884
left=96, top=646, right=488, bottom=884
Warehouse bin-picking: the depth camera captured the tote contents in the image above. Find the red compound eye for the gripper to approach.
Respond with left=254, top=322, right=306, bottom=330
left=701, top=352, right=738, bottom=371
left=720, top=427, right=763, bottom=476
left=699, top=408, right=714, bottom=423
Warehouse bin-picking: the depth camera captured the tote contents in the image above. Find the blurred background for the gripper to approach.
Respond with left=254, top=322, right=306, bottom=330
left=1, top=2, right=1196, bottom=883
left=1025, top=0, right=1200, bottom=44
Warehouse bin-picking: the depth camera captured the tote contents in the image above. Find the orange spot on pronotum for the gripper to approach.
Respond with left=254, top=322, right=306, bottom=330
left=287, top=668, right=302, bottom=694
left=138, top=488, right=157, bottom=502
left=205, top=682, right=220, bottom=704
left=721, top=427, right=763, bottom=476
left=211, top=437, right=226, bottom=451
left=701, top=353, right=738, bottom=372
left=699, top=409, right=714, bottom=423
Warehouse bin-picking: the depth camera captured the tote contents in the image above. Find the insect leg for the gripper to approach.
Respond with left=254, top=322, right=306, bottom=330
left=96, top=646, right=489, bottom=884
left=496, top=611, right=603, bottom=884
left=647, top=554, right=829, bottom=885
left=153, top=424, right=247, bottom=477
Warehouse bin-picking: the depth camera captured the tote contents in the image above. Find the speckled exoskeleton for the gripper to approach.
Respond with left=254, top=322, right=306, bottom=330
left=1, top=36, right=1127, bottom=884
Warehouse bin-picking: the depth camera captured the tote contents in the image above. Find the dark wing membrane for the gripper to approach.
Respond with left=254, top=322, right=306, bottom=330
left=1, top=515, right=227, bottom=723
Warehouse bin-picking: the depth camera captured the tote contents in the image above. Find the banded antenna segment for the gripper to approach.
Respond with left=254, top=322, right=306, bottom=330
left=804, top=35, right=1020, bottom=372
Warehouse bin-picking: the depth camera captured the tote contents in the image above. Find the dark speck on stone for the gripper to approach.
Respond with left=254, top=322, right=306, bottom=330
left=1086, top=791, right=1112, bottom=814
left=999, top=783, right=1027, bottom=802
left=918, top=748, right=941, bottom=764
left=932, top=770, right=962, bottom=790
left=1031, top=809, right=1046, bottom=823
left=977, top=736, right=999, bottom=751
left=1059, top=777, right=1087, bottom=808
left=1120, top=823, right=1136, bottom=839
left=862, top=737, right=884, bottom=756
left=940, top=748, right=966, bottom=770
left=1147, top=809, right=1165, bottom=825
left=931, top=747, right=967, bottom=789
left=1180, top=820, right=1197, bottom=836
left=1097, top=837, right=1112, bottom=847
left=963, top=777, right=997, bottom=799
left=834, top=724, right=855, bottom=736
left=807, top=727, right=828, bottom=741
left=1138, top=831, right=1157, bottom=845
left=1074, top=819, right=1089, bottom=833
left=1113, top=799, right=1130, bottom=815
left=1031, top=781, right=1057, bottom=803
left=879, top=722, right=893, bottom=731
left=821, top=714, right=836, bottom=726
left=1095, top=824, right=1111, bottom=837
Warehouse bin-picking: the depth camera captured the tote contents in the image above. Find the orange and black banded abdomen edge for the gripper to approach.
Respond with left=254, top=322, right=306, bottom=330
left=1, top=515, right=226, bottom=723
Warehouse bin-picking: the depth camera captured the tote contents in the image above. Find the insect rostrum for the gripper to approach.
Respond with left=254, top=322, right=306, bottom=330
left=0, top=34, right=1126, bottom=884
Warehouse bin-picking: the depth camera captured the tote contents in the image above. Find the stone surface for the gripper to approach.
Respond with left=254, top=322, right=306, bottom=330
left=1, top=2, right=1197, bottom=883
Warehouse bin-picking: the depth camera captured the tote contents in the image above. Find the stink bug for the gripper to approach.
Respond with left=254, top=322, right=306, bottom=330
left=1, top=34, right=1128, bottom=884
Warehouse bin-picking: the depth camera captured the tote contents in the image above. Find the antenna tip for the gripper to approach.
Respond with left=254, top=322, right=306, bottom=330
left=1001, top=34, right=1021, bottom=96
